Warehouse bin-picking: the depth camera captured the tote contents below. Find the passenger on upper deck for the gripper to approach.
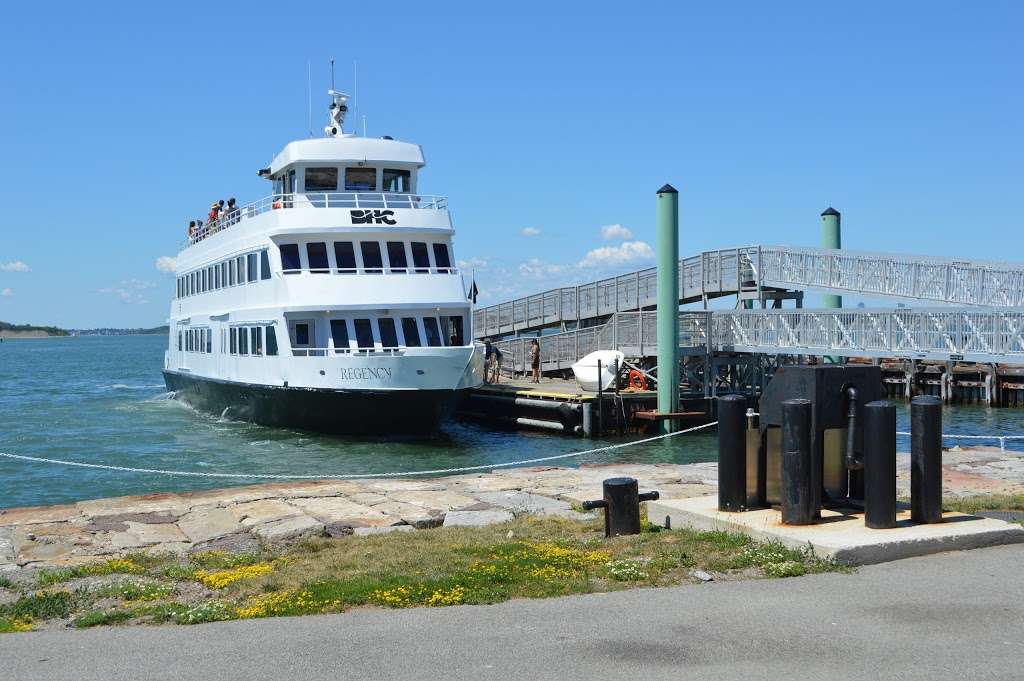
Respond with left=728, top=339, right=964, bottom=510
left=188, top=220, right=197, bottom=238
left=208, top=202, right=220, bottom=230
left=225, top=197, right=238, bottom=225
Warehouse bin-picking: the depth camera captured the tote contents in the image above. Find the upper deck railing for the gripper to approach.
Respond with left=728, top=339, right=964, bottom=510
left=183, top=192, right=449, bottom=248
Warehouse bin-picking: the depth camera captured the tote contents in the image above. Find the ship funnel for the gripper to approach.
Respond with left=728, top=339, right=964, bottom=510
left=324, top=89, right=350, bottom=138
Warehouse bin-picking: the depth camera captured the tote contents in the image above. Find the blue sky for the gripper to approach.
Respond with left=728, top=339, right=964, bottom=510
left=0, top=1, right=1020, bottom=327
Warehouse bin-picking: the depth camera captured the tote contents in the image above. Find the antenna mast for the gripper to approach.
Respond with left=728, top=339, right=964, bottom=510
left=330, top=57, right=335, bottom=91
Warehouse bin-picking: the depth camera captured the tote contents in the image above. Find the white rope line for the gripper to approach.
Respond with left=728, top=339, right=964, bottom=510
left=894, top=432, right=1024, bottom=440
left=0, top=422, right=719, bottom=480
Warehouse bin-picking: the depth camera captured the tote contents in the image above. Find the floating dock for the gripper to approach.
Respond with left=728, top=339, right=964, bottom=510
left=456, top=377, right=715, bottom=436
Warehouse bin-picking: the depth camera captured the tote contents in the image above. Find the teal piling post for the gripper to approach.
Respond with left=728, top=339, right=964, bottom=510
left=657, top=184, right=680, bottom=433
left=821, top=207, right=842, bottom=364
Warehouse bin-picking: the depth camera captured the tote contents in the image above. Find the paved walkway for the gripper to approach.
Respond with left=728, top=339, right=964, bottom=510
left=1, top=446, right=1022, bottom=572
left=3, top=543, right=1022, bottom=680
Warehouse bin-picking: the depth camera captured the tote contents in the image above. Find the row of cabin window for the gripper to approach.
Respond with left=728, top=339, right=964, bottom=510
left=228, top=325, right=279, bottom=356
left=324, top=316, right=452, bottom=351
left=179, top=328, right=212, bottom=353
left=177, top=250, right=271, bottom=298
left=274, top=167, right=412, bottom=194
left=279, top=241, right=452, bottom=274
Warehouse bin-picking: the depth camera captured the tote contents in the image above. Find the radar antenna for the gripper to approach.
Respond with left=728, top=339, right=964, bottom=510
left=324, top=89, right=350, bottom=137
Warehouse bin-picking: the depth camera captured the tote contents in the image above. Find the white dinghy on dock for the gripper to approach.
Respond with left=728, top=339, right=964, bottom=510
left=572, top=350, right=624, bottom=392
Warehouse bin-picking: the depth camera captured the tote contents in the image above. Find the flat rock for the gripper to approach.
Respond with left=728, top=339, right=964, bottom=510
left=177, top=507, right=243, bottom=544
left=365, top=480, right=446, bottom=493
left=346, top=492, right=390, bottom=506
left=274, top=481, right=368, bottom=498
left=76, top=494, right=195, bottom=518
left=475, top=490, right=572, bottom=515
left=250, top=514, right=324, bottom=542
left=353, top=525, right=416, bottom=536
left=106, top=521, right=188, bottom=549
left=372, top=501, right=443, bottom=529
left=227, top=499, right=302, bottom=528
left=387, top=490, right=479, bottom=511
left=289, top=497, right=401, bottom=527
left=442, top=510, right=514, bottom=528
left=0, top=504, right=83, bottom=527
left=190, top=532, right=262, bottom=555
left=0, top=527, right=14, bottom=561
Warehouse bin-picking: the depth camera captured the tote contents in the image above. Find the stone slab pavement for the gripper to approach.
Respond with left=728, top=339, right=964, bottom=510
left=0, top=446, right=1021, bottom=572
left=2, top=543, right=1022, bottom=681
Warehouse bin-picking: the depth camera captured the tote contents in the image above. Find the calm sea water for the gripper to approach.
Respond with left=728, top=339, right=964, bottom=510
left=1, top=336, right=1022, bottom=510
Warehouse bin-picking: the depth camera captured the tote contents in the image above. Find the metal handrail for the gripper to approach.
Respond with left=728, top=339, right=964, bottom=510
left=183, top=192, right=449, bottom=248
left=279, top=266, right=459, bottom=276
left=291, top=347, right=406, bottom=356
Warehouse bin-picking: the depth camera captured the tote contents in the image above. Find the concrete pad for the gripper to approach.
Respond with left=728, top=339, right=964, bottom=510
left=442, top=510, right=514, bottom=528
left=649, top=495, right=1024, bottom=565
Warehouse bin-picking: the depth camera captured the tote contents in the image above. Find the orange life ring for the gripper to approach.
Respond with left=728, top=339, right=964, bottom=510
left=628, top=369, right=648, bottom=391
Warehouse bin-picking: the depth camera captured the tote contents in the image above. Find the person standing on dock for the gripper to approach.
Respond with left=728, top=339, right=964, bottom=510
left=529, top=338, right=541, bottom=384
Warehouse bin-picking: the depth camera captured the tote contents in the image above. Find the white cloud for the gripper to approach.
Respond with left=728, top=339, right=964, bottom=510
left=1, top=288, right=12, bottom=297
left=0, top=261, right=30, bottom=273
left=600, top=224, right=634, bottom=241
left=155, top=256, right=177, bottom=274
left=99, top=279, right=156, bottom=305
left=521, top=227, right=542, bottom=237
left=518, top=258, right=567, bottom=279
left=578, top=241, right=655, bottom=268
left=457, top=257, right=489, bottom=269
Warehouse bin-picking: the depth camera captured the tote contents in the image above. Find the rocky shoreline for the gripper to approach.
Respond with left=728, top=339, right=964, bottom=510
left=2, top=446, right=1022, bottom=573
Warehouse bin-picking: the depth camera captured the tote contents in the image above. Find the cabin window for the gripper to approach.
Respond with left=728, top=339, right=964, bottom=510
left=177, top=331, right=183, bottom=350
left=305, top=167, right=338, bottom=192
left=200, top=269, right=206, bottom=292
left=229, top=260, right=237, bottom=286
left=266, top=326, right=278, bottom=356
left=386, top=242, right=408, bottom=273
left=445, top=316, right=465, bottom=346
left=411, top=242, right=430, bottom=273
left=334, top=242, right=356, bottom=272
left=251, top=327, right=262, bottom=356
left=208, top=266, right=214, bottom=289
left=206, top=330, right=212, bottom=353
left=260, top=250, right=271, bottom=280
left=294, top=323, right=310, bottom=347
left=307, top=242, right=329, bottom=272
left=382, top=169, right=410, bottom=193
left=230, top=327, right=238, bottom=354
left=214, top=265, right=221, bottom=289
left=378, top=318, right=399, bottom=348
left=401, top=318, right=421, bottom=347
left=432, top=243, right=451, bottom=270
left=243, top=254, right=254, bottom=282
left=221, top=262, right=228, bottom=287
left=330, top=319, right=350, bottom=351
left=354, top=319, right=374, bottom=350
left=360, top=241, right=383, bottom=274
left=239, top=327, right=249, bottom=355
left=236, top=256, right=246, bottom=283
left=423, top=317, right=443, bottom=347
left=345, top=167, right=376, bottom=191
left=280, top=244, right=301, bottom=273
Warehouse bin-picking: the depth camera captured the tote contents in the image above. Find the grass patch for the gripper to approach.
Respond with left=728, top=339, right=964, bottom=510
left=4, top=516, right=850, bottom=628
left=36, top=558, right=146, bottom=586
left=0, top=575, right=15, bottom=590
left=0, top=616, right=33, bottom=633
left=943, top=495, right=1024, bottom=515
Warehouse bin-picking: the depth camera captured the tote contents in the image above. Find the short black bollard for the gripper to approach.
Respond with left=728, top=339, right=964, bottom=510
left=911, top=395, right=943, bottom=523
left=582, top=477, right=660, bottom=537
left=863, top=400, right=897, bottom=529
left=717, top=394, right=747, bottom=512
left=781, top=398, right=815, bottom=525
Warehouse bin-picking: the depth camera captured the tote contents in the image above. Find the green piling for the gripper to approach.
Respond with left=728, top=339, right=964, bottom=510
left=821, top=207, right=842, bottom=364
left=656, top=184, right=680, bottom=433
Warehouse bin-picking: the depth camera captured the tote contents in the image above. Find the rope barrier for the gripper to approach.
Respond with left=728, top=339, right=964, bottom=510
left=0, top=421, right=719, bottom=480
left=894, top=431, right=1024, bottom=453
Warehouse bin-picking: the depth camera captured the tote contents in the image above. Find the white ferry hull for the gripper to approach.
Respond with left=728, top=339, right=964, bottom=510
left=163, top=370, right=459, bottom=434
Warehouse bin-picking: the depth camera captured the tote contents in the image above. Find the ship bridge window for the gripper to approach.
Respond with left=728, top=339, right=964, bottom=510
left=383, top=169, right=410, bottom=193
left=260, top=250, right=271, bottom=280
left=354, top=319, right=374, bottom=350
left=401, top=318, right=421, bottom=347
left=250, top=327, right=263, bottom=356
left=360, top=241, right=383, bottom=274
left=411, top=242, right=430, bottom=273
left=345, top=167, right=376, bottom=191
left=378, top=318, right=399, bottom=348
left=334, top=242, right=356, bottom=272
left=386, top=242, right=408, bottom=273
left=305, top=167, right=338, bottom=192
left=307, top=242, right=329, bottom=272
left=280, top=244, right=301, bottom=273
left=266, top=326, right=278, bottom=356
left=423, top=317, right=443, bottom=347
left=432, top=243, right=451, bottom=270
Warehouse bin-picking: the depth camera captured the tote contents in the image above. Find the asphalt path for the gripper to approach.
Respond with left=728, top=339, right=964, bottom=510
left=3, top=544, right=1023, bottom=681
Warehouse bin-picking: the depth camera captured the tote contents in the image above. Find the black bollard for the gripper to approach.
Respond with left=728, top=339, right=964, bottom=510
left=911, top=396, right=943, bottom=523
left=863, top=400, right=897, bottom=529
left=582, top=477, right=660, bottom=537
left=780, top=398, right=815, bottom=525
left=717, top=394, right=747, bottom=512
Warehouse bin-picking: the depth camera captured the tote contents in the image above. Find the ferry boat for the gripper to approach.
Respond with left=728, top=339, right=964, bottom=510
left=162, top=90, right=484, bottom=434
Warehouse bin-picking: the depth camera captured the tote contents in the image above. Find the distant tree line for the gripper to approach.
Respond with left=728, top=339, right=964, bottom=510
left=0, top=321, right=69, bottom=336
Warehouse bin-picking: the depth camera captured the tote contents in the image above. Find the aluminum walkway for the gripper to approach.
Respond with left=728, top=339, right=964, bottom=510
left=495, top=308, right=1024, bottom=374
left=474, top=246, right=1024, bottom=338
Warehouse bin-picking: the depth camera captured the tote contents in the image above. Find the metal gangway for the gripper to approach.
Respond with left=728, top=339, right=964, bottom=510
left=495, top=308, right=1024, bottom=375
left=474, top=246, right=1024, bottom=339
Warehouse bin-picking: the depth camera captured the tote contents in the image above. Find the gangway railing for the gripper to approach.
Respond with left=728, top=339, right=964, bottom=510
left=475, top=246, right=1024, bottom=338
left=494, top=308, right=1024, bottom=373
